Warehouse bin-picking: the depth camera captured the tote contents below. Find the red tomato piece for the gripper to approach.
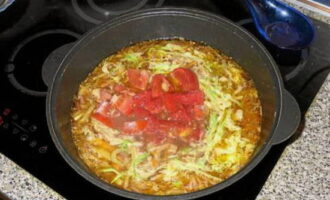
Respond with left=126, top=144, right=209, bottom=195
left=190, top=128, right=204, bottom=141
left=157, top=119, right=181, bottom=130
left=170, top=108, right=192, bottom=121
left=91, top=113, right=113, bottom=128
left=127, top=69, right=150, bottom=90
left=95, top=101, right=112, bottom=115
left=133, top=91, right=150, bottom=104
left=169, top=68, right=199, bottom=91
left=113, top=84, right=126, bottom=93
left=163, top=93, right=182, bottom=113
left=131, top=107, right=151, bottom=119
left=192, top=105, right=205, bottom=120
left=175, top=90, right=204, bottom=105
left=151, top=74, right=173, bottom=98
left=146, top=98, right=163, bottom=114
left=122, top=120, right=148, bottom=134
left=115, top=95, right=133, bottom=115
left=100, top=89, right=112, bottom=102
left=134, top=91, right=163, bottom=114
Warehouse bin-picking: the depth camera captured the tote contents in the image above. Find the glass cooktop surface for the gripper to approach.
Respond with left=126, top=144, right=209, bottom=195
left=1, top=0, right=329, bottom=199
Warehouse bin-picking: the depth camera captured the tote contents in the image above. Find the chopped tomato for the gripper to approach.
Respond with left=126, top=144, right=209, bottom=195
left=95, top=101, right=112, bottom=115
left=133, top=91, right=150, bottom=104
left=113, top=84, right=126, bottom=93
left=169, top=68, right=199, bottom=91
left=93, top=67, right=206, bottom=143
left=170, top=108, right=192, bottom=121
left=91, top=113, right=113, bottom=128
left=115, top=95, right=133, bottom=115
left=131, top=107, right=150, bottom=119
left=151, top=74, right=173, bottom=98
left=146, top=98, right=163, bottom=114
left=122, top=120, right=148, bottom=134
left=175, top=90, right=204, bottom=105
left=127, top=69, right=150, bottom=90
left=190, top=128, right=204, bottom=141
left=134, top=91, right=163, bottom=114
left=192, top=105, right=205, bottom=120
left=163, top=93, right=182, bottom=113
left=157, top=119, right=181, bottom=129
left=163, top=90, right=204, bottom=114
left=100, top=89, right=112, bottom=102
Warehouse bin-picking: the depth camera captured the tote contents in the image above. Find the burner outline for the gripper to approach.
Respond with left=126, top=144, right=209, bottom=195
left=5, top=29, right=80, bottom=97
left=72, top=0, right=165, bottom=24
left=87, top=0, right=148, bottom=16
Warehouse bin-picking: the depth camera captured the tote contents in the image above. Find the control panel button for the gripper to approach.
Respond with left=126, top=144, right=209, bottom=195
left=12, top=127, right=20, bottom=134
left=20, top=134, right=29, bottom=142
left=38, top=146, right=48, bottom=154
left=29, top=140, right=37, bottom=148
left=28, top=125, right=37, bottom=132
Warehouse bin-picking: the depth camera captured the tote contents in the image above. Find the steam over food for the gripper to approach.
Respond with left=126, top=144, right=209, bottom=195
left=71, top=39, right=262, bottom=195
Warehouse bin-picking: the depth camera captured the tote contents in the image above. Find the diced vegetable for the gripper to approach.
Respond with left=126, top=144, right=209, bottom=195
left=133, top=91, right=163, bottom=114
left=92, top=67, right=205, bottom=143
left=115, top=95, right=133, bottom=115
left=151, top=74, right=173, bottom=98
left=127, top=69, right=150, bottom=90
left=95, top=101, right=112, bottom=115
left=113, top=84, right=126, bottom=93
left=170, top=108, right=191, bottom=122
left=122, top=120, right=148, bottom=134
left=169, top=67, right=199, bottom=91
left=192, top=105, right=205, bottom=120
left=163, top=93, right=182, bottom=113
left=100, top=89, right=112, bottom=101
left=173, top=90, right=204, bottom=105
left=91, top=113, right=113, bottom=128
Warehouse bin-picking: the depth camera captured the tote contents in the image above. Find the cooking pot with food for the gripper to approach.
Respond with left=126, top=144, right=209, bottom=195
left=45, top=8, right=300, bottom=200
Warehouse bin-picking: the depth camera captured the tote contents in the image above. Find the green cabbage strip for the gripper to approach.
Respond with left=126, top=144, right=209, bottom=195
left=201, top=110, right=228, bottom=165
left=168, top=159, right=221, bottom=181
left=172, top=181, right=183, bottom=188
left=100, top=167, right=123, bottom=183
left=123, top=52, right=141, bottom=62
left=160, top=43, right=183, bottom=51
left=150, top=62, right=179, bottom=74
left=127, top=150, right=149, bottom=178
left=163, top=110, right=227, bottom=182
left=119, top=139, right=133, bottom=151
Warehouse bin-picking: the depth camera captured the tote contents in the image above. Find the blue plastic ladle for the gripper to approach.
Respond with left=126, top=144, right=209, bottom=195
left=246, top=0, right=315, bottom=50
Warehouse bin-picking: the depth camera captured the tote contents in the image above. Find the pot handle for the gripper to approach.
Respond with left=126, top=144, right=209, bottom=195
left=42, top=43, right=75, bottom=87
left=272, top=90, right=301, bottom=145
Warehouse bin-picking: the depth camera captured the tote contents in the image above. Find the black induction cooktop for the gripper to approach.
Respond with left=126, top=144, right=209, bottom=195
left=1, top=0, right=329, bottom=200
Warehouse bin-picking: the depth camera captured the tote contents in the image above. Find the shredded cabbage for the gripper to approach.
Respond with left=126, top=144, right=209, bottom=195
left=123, top=52, right=141, bottom=62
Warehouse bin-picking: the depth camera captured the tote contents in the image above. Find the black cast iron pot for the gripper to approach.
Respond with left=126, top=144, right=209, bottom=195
left=45, top=8, right=301, bottom=200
